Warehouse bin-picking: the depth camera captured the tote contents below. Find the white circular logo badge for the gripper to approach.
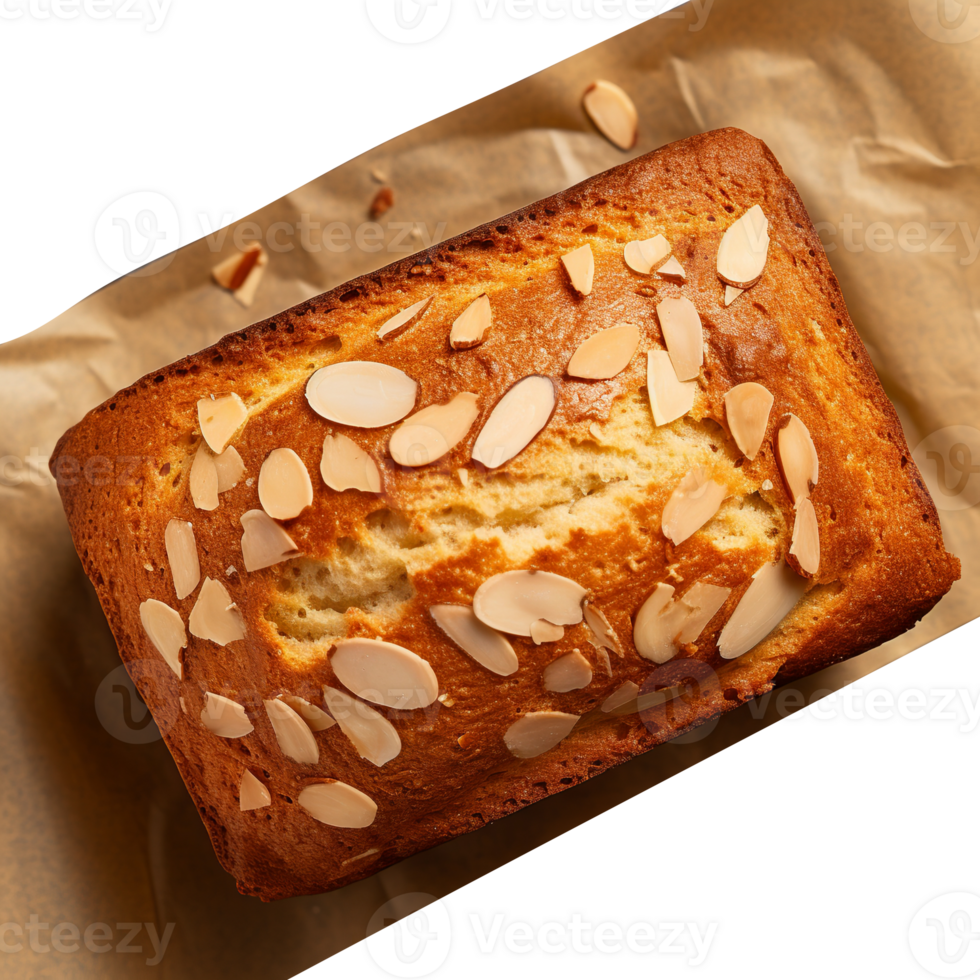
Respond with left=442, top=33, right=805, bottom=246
left=909, top=892, right=980, bottom=977
left=366, top=893, right=451, bottom=978
left=911, top=425, right=980, bottom=512
left=94, top=660, right=179, bottom=744
left=94, top=190, right=180, bottom=277
left=909, top=0, right=980, bottom=43
left=365, top=0, right=452, bottom=44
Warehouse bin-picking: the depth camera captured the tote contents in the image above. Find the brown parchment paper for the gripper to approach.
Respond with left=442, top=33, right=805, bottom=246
left=2, top=0, right=978, bottom=976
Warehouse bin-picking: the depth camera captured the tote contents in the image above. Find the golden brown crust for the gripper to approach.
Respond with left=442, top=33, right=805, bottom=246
left=52, top=128, right=959, bottom=900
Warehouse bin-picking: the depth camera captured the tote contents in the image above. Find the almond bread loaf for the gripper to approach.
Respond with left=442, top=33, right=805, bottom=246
left=51, top=128, right=959, bottom=900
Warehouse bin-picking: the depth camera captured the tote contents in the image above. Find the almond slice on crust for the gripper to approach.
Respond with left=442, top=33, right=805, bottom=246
left=280, top=695, right=336, bottom=731
left=165, top=519, right=201, bottom=601
left=505, top=711, right=580, bottom=759
left=197, top=393, right=247, bottom=454
left=200, top=692, right=253, bottom=738
left=657, top=255, right=686, bottom=280
left=298, top=781, right=377, bottom=829
left=561, top=243, right=595, bottom=296
left=776, top=414, right=819, bottom=505
left=661, top=467, right=728, bottom=545
left=675, top=582, right=732, bottom=644
left=724, top=285, right=744, bottom=306
left=473, top=569, right=587, bottom=637
left=322, top=685, right=401, bottom=767
left=264, top=699, right=319, bottom=764
left=602, top=680, right=639, bottom=713
left=583, top=601, right=623, bottom=656
left=389, top=392, right=480, bottom=467
left=377, top=295, right=434, bottom=341
left=717, top=204, right=770, bottom=287
left=647, top=350, right=696, bottom=426
left=567, top=323, right=639, bottom=380
left=306, top=361, right=417, bottom=428
left=656, top=296, right=703, bottom=381
left=320, top=433, right=381, bottom=493
left=724, top=382, right=774, bottom=461
left=188, top=577, right=246, bottom=646
left=633, top=583, right=682, bottom=664
left=530, top=619, right=565, bottom=645
left=450, top=293, right=492, bottom=349
left=214, top=445, right=245, bottom=492
left=240, top=509, right=300, bottom=572
left=623, top=235, right=670, bottom=274
left=258, top=448, right=313, bottom=520
left=139, top=598, right=186, bottom=678
left=471, top=375, right=555, bottom=469
left=330, top=638, right=439, bottom=710
left=189, top=444, right=219, bottom=511
left=582, top=79, right=637, bottom=150
left=429, top=604, right=518, bottom=676
left=542, top=651, right=593, bottom=692
left=790, top=497, right=820, bottom=576
left=239, top=770, right=271, bottom=811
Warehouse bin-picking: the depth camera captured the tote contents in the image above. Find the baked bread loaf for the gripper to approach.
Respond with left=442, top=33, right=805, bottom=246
left=52, top=128, right=959, bottom=900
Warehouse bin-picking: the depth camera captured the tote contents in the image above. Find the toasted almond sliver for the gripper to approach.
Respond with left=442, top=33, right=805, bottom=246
left=214, top=445, right=245, bottom=493
left=188, top=577, right=245, bottom=646
left=197, top=393, right=248, bottom=454
left=264, top=699, right=319, bottom=764
left=139, top=598, right=186, bottom=678
left=717, top=204, right=770, bottom=287
left=724, top=382, right=774, bottom=461
left=330, top=638, right=439, bottom=710
left=306, top=361, right=417, bottom=428
left=320, top=434, right=381, bottom=493
left=213, top=245, right=267, bottom=307
left=473, top=569, right=587, bottom=637
left=561, top=244, right=595, bottom=296
left=165, top=519, right=201, bottom=601
left=504, top=711, right=580, bottom=759
left=662, top=467, right=728, bottom=546
left=776, top=414, right=820, bottom=505
left=657, top=255, right=686, bottom=280
left=258, top=448, right=313, bottom=520
left=567, top=323, right=639, bottom=380
left=790, top=497, right=820, bottom=575
left=190, top=444, right=218, bottom=511
left=240, top=509, right=300, bottom=572
left=531, top=619, right=565, bottom=645
left=298, top=781, right=377, bottom=829
left=471, top=375, right=555, bottom=469
left=239, top=770, right=271, bottom=811
left=596, top=647, right=612, bottom=677
left=200, top=692, right=253, bottom=738
left=676, top=582, right=732, bottom=643
left=582, top=79, right=638, bottom=150
left=718, top=558, right=807, bottom=660
left=724, top=285, right=744, bottom=306
left=390, top=392, right=480, bottom=467
left=623, top=235, right=671, bottom=274
left=647, top=350, right=696, bottom=426
left=377, top=295, right=434, bottom=341
left=280, top=695, right=336, bottom=732
left=429, top=604, right=518, bottom=676
left=634, top=583, right=684, bottom=664
left=583, top=601, right=623, bottom=656
left=234, top=247, right=267, bottom=307
left=450, top=293, right=492, bottom=349
left=542, top=651, right=593, bottom=692
left=322, top=685, right=401, bottom=767
left=602, top=681, right=639, bottom=713
left=656, top=296, right=703, bottom=381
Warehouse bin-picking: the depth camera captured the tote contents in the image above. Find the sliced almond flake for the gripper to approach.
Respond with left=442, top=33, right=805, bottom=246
left=724, top=382, right=775, bottom=461
left=596, top=647, right=612, bottom=677
left=601, top=680, right=639, bottom=713
left=429, top=604, right=518, bottom=676
left=320, top=433, right=381, bottom=493
left=567, top=323, right=639, bottom=380
left=647, top=350, right=696, bottom=426
left=264, top=699, right=319, bottom=764
left=542, top=651, right=592, bottom=692
left=561, top=243, right=594, bottom=296
left=306, top=361, right=417, bottom=428
left=390, top=392, right=480, bottom=467
left=776, top=414, right=820, bottom=505
left=718, top=558, right=808, bottom=660
left=717, top=204, right=770, bottom=287
left=240, top=509, right=300, bottom=572
left=139, top=598, right=186, bottom=678
left=656, top=296, right=703, bottom=381
left=724, top=285, right=744, bottom=306
left=582, top=79, right=637, bottom=150
left=165, top=519, right=200, bottom=601
left=583, top=601, right=623, bottom=656
left=657, top=255, right=686, bottom=280
left=214, top=445, right=245, bottom=492
left=458, top=468, right=470, bottom=488
left=623, top=234, right=670, bottom=274
left=790, top=496, right=820, bottom=575
left=239, top=770, right=271, bottom=811
left=298, top=781, right=377, bottom=828
left=197, top=393, right=248, bottom=454
left=675, top=582, right=732, bottom=643
left=188, top=577, right=246, bottom=646
left=200, top=692, right=253, bottom=738
left=212, top=244, right=267, bottom=307
left=504, top=711, right=580, bottom=759
left=189, top=444, right=218, bottom=511
left=471, top=375, right=555, bottom=469
left=330, top=638, right=439, bottom=710
left=473, top=569, right=586, bottom=637
left=258, top=448, right=313, bottom=520
left=661, top=467, right=728, bottom=545
left=530, top=619, right=565, bottom=645
left=450, top=293, right=492, bottom=349
left=633, top=583, right=683, bottom=663
left=377, top=294, right=434, bottom=341
left=280, top=695, right=336, bottom=731
left=322, top=685, right=401, bottom=767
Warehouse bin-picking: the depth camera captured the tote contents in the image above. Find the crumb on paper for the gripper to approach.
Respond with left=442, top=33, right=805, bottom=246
left=370, top=186, right=394, bottom=219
